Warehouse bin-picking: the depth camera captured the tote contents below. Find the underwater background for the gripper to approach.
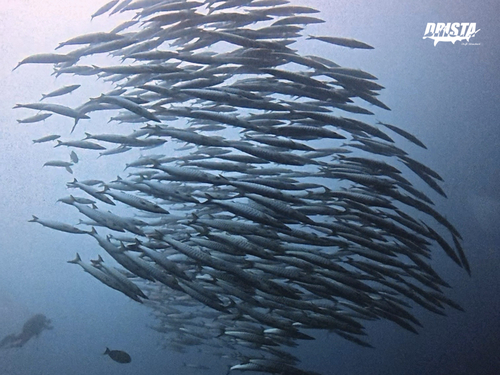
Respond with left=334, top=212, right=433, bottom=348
left=0, top=0, right=499, bottom=374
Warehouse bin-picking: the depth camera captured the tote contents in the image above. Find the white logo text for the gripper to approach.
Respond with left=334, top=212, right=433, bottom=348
left=423, top=23, right=480, bottom=46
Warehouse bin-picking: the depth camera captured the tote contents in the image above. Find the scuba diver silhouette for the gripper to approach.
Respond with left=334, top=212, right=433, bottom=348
left=0, top=314, right=52, bottom=348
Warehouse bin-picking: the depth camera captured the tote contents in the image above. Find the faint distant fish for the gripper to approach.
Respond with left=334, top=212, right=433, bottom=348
left=32, top=134, right=60, bottom=143
left=92, top=94, right=161, bottom=123
left=52, top=65, right=95, bottom=77
left=109, top=19, right=138, bottom=34
left=109, top=0, right=133, bottom=16
left=12, top=53, right=76, bottom=71
left=246, top=0, right=289, bottom=6
left=252, top=5, right=320, bottom=16
left=260, top=68, right=330, bottom=89
left=68, top=253, right=143, bottom=302
left=98, top=145, right=132, bottom=157
left=67, top=179, right=115, bottom=205
left=308, top=35, right=374, bottom=49
left=55, top=140, right=106, bottom=150
left=102, top=188, right=170, bottom=214
left=200, top=30, right=291, bottom=51
left=91, top=255, right=148, bottom=299
left=272, top=16, right=325, bottom=26
left=118, top=0, right=162, bottom=13
left=56, top=32, right=124, bottom=49
left=70, top=151, right=79, bottom=163
left=13, top=103, right=90, bottom=126
left=76, top=38, right=139, bottom=57
left=328, top=67, right=378, bottom=80
left=91, top=0, right=120, bottom=20
left=29, top=215, right=87, bottom=234
left=94, top=64, right=181, bottom=75
left=183, top=362, right=210, bottom=370
left=378, top=121, right=427, bottom=149
left=43, top=160, right=73, bottom=174
left=57, top=195, right=96, bottom=205
left=41, top=84, right=80, bottom=101
left=17, top=113, right=52, bottom=124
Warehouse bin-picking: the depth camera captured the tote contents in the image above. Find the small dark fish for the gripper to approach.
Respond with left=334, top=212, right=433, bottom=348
left=104, top=347, right=131, bottom=363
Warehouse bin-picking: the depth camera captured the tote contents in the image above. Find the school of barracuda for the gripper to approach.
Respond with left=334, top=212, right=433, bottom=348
left=15, top=0, right=470, bottom=373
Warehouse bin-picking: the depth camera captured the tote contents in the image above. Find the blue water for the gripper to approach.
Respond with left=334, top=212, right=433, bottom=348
left=0, top=0, right=499, bottom=374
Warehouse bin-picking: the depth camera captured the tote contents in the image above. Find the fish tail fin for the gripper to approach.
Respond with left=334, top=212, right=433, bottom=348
left=54, top=140, right=63, bottom=148
left=224, top=298, right=236, bottom=310
left=192, top=224, right=209, bottom=237
left=98, top=185, right=109, bottom=194
left=90, top=257, right=100, bottom=266
left=67, top=253, right=81, bottom=264
left=215, top=327, right=225, bottom=338
left=70, top=119, right=78, bottom=134
left=66, top=178, right=78, bottom=188
left=189, top=214, right=208, bottom=234
left=60, top=195, right=76, bottom=204
left=103, top=347, right=110, bottom=355
left=150, top=229, right=164, bottom=240
left=28, top=215, right=39, bottom=222
left=118, top=241, right=128, bottom=252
